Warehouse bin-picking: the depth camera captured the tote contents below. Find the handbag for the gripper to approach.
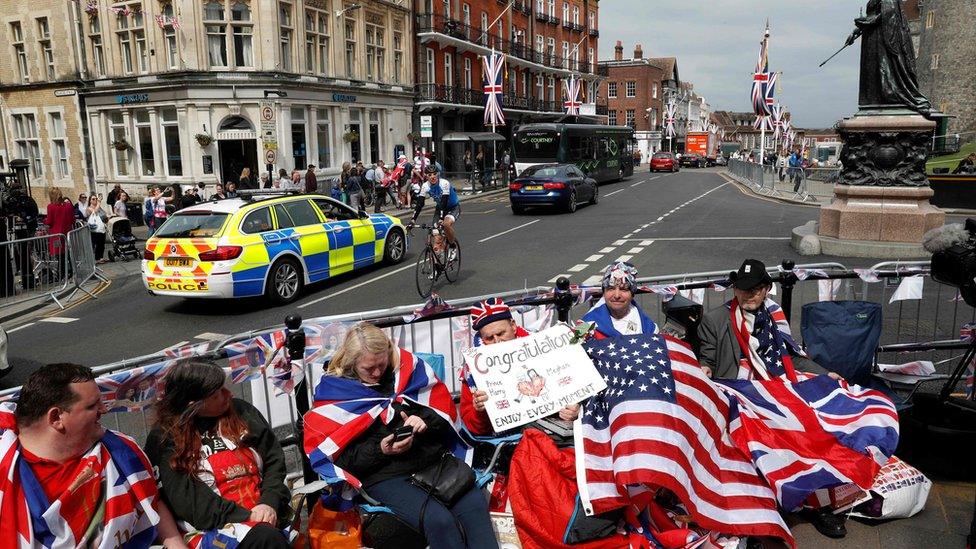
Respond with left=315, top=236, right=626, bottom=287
left=409, top=452, right=476, bottom=507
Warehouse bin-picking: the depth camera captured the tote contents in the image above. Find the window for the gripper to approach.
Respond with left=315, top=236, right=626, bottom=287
left=625, top=109, right=635, bottom=127
left=13, top=114, right=41, bottom=178
left=925, top=11, right=934, bottom=29
left=546, top=37, right=555, bottom=61
left=480, top=13, right=487, bottom=45
left=306, top=8, right=329, bottom=74
left=161, top=4, right=178, bottom=69
left=392, top=31, right=403, bottom=84
left=562, top=2, right=568, bottom=20
left=652, top=83, right=658, bottom=99
left=572, top=5, right=579, bottom=25
left=535, top=74, right=544, bottom=100
left=48, top=112, right=68, bottom=179
left=291, top=107, right=307, bottom=169
left=281, top=200, right=321, bottom=226
left=536, top=34, right=543, bottom=54
left=365, top=16, right=384, bottom=81
left=626, top=81, right=636, bottom=97
left=242, top=208, right=273, bottom=234
left=442, top=0, right=451, bottom=18
left=135, top=110, right=155, bottom=176
left=521, top=69, right=527, bottom=97
left=108, top=111, right=128, bottom=176
left=463, top=57, right=472, bottom=88
left=203, top=0, right=227, bottom=67
left=536, top=0, right=543, bottom=13
left=547, top=74, right=555, bottom=102
left=425, top=47, right=434, bottom=83
left=279, top=1, right=293, bottom=71
left=588, top=11, right=594, bottom=29
left=588, top=47, right=594, bottom=71
left=115, top=4, right=147, bottom=74
left=344, top=16, right=356, bottom=78
left=444, top=52, right=453, bottom=86
left=37, top=18, right=54, bottom=80
left=315, top=108, right=331, bottom=168
left=547, top=0, right=554, bottom=16
left=931, top=53, right=940, bottom=70
left=11, top=22, right=29, bottom=83
left=561, top=41, right=569, bottom=69
left=231, top=2, right=253, bottom=67
left=608, top=110, right=617, bottom=125
left=160, top=107, right=182, bottom=176
left=608, top=81, right=617, bottom=98
left=462, top=3, right=470, bottom=38
left=89, top=17, right=105, bottom=76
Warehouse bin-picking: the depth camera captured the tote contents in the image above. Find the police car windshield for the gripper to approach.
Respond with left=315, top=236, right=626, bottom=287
left=155, top=213, right=229, bottom=238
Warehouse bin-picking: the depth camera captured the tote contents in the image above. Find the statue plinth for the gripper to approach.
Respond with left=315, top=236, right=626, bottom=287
left=810, top=113, right=945, bottom=257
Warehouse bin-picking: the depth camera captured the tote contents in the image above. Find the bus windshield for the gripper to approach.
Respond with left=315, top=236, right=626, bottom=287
left=513, top=130, right=560, bottom=161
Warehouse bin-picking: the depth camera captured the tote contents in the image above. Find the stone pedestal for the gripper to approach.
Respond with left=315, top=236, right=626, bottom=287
left=805, top=112, right=946, bottom=258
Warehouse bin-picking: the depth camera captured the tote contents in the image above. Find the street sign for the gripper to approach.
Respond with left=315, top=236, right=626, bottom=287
left=265, top=148, right=277, bottom=165
left=420, top=115, right=433, bottom=138
left=261, top=102, right=278, bottom=160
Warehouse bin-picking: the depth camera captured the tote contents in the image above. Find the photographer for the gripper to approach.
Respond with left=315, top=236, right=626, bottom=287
left=6, top=180, right=39, bottom=289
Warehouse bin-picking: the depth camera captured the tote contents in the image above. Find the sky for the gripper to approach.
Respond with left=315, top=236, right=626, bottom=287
left=597, top=1, right=867, bottom=128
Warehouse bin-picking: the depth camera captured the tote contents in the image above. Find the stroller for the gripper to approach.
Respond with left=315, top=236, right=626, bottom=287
left=106, top=217, right=141, bottom=262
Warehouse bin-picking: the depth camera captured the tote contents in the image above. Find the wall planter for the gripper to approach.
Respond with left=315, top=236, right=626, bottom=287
left=343, top=131, right=359, bottom=143
left=195, top=133, right=215, bottom=147
left=111, top=139, right=132, bottom=151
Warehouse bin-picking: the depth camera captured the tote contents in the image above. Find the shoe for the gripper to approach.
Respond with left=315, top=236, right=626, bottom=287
left=804, top=507, right=846, bottom=539
left=448, top=245, right=457, bottom=261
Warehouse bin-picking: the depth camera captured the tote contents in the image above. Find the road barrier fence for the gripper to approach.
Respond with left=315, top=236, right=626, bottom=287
left=727, top=159, right=841, bottom=203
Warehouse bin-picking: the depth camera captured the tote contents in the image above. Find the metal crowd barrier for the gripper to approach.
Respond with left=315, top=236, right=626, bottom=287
left=0, top=232, right=70, bottom=307
left=441, top=169, right=508, bottom=194
left=727, top=159, right=842, bottom=203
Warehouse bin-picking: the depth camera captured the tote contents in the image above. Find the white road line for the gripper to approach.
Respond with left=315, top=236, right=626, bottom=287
left=585, top=254, right=604, bottom=262
left=582, top=275, right=602, bottom=286
left=626, top=247, right=645, bottom=254
left=7, top=322, right=35, bottom=333
left=656, top=217, right=664, bottom=221
left=604, top=189, right=625, bottom=197
left=548, top=274, right=572, bottom=283
left=613, top=240, right=627, bottom=246
left=599, top=247, right=616, bottom=253
left=649, top=176, right=661, bottom=180
left=298, top=263, right=415, bottom=308
left=39, top=317, right=78, bottom=324
left=195, top=332, right=229, bottom=341
left=640, top=240, right=654, bottom=246
left=634, top=236, right=791, bottom=241
left=616, top=254, right=633, bottom=262
left=568, top=264, right=589, bottom=272
left=478, top=219, right=540, bottom=243
left=630, top=181, right=643, bottom=187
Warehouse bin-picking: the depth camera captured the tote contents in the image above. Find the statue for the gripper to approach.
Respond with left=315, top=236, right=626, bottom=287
left=844, top=0, right=931, bottom=115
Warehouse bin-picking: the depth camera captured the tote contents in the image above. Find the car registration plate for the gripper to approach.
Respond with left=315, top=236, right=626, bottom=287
left=526, top=185, right=544, bottom=191
left=164, top=258, right=193, bottom=267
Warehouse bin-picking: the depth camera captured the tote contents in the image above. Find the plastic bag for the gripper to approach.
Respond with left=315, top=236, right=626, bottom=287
left=849, top=456, right=931, bottom=520
left=298, top=502, right=362, bottom=549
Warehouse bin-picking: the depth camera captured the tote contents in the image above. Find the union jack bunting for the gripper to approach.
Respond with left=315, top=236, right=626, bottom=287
left=482, top=50, right=506, bottom=126
left=224, top=330, right=287, bottom=384
left=563, top=75, right=582, bottom=115
left=303, top=321, right=354, bottom=365
left=771, top=104, right=786, bottom=139
left=303, top=348, right=471, bottom=510
left=97, top=362, right=171, bottom=413
left=664, top=100, right=677, bottom=138
left=751, top=25, right=773, bottom=117
left=754, top=115, right=772, bottom=132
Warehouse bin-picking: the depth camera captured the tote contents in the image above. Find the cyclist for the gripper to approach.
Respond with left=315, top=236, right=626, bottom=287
left=410, top=165, right=460, bottom=255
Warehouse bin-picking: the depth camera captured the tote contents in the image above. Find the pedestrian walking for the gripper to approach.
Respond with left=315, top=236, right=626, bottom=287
left=475, top=145, right=486, bottom=190
left=85, top=195, right=110, bottom=263
left=777, top=153, right=788, bottom=182
left=789, top=150, right=804, bottom=193
left=345, top=166, right=365, bottom=213
left=305, top=164, right=318, bottom=194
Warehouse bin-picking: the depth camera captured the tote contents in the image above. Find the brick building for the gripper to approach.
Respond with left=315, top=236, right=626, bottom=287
left=414, top=0, right=603, bottom=172
left=916, top=0, right=976, bottom=139
left=598, top=41, right=679, bottom=157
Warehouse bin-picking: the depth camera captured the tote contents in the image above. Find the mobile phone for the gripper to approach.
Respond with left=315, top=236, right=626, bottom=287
left=393, top=426, right=414, bottom=442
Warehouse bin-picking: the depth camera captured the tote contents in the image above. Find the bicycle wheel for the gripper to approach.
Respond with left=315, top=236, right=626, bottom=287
left=415, top=247, right=437, bottom=298
left=444, top=241, right=461, bottom=283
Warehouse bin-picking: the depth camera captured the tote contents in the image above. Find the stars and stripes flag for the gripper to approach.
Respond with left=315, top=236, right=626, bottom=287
left=303, top=348, right=471, bottom=510
left=664, top=99, right=677, bottom=138
left=576, top=333, right=794, bottom=545
left=563, top=75, right=582, bottom=115
left=482, top=50, right=506, bottom=126
left=751, top=24, right=773, bottom=117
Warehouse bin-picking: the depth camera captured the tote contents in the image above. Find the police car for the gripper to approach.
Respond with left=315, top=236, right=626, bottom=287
left=141, top=192, right=407, bottom=303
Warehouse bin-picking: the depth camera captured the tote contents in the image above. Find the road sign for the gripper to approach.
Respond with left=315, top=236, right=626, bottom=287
left=261, top=102, right=278, bottom=157
left=265, top=148, right=277, bottom=165
left=420, top=115, right=433, bottom=138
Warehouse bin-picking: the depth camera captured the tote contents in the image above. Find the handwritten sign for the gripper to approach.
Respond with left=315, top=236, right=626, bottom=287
left=462, top=324, right=606, bottom=431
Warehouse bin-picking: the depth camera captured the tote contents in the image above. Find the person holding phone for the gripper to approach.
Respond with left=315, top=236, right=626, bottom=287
left=305, top=323, right=497, bottom=549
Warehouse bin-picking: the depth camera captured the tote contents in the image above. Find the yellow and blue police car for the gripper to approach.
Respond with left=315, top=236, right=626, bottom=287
left=141, top=192, right=407, bottom=303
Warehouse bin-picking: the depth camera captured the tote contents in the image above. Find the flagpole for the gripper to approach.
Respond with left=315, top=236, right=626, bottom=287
left=760, top=122, right=766, bottom=165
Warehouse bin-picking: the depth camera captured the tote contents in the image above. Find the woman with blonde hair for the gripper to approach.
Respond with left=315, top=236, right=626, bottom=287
left=305, top=323, right=497, bottom=549
left=239, top=167, right=252, bottom=189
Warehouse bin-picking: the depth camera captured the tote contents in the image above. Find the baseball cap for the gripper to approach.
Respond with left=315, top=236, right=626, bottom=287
left=729, top=259, right=772, bottom=290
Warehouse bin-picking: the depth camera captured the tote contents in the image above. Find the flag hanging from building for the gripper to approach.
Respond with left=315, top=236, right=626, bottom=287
left=563, top=75, right=582, bottom=115
left=751, top=24, right=773, bottom=117
left=664, top=100, right=677, bottom=138
left=482, top=50, right=506, bottom=126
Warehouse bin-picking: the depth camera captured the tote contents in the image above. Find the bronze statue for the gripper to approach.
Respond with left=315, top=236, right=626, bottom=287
left=843, top=0, right=931, bottom=114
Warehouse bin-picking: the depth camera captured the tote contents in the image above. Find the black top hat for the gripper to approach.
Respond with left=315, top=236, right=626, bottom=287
left=729, top=259, right=772, bottom=290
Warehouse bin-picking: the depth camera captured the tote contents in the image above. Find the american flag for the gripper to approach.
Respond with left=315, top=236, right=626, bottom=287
left=304, top=348, right=471, bottom=510
left=482, top=50, right=506, bottom=126
left=728, top=298, right=801, bottom=380
left=664, top=100, right=677, bottom=138
left=563, top=75, right=582, bottom=115
left=751, top=25, right=773, bottom=117
left=576, top=333, right=794, bottom=545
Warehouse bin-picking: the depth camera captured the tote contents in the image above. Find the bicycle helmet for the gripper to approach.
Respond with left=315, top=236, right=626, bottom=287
left=424, top=165, right=439, bottom=175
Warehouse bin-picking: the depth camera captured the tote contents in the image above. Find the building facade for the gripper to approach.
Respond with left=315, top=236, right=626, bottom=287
left=916, top=0, right=976, bottom=138
left=413, top=0, right=603, bottom=171
left=599, top=42, right=678, bottom=157
left=0, top=2, right=91, bottom=205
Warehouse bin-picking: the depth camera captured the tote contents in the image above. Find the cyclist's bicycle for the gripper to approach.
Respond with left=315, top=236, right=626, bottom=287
left=410, top=221, right=460, bottom=298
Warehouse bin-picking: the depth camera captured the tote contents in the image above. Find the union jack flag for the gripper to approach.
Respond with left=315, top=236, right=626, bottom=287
left=224, top=330, right=287, bottom=384
left=771, top=104, right=786, bottom=139
left=97, top=362, right=171, bottom=413
left=754, top=115, right=772, bottom=132
left=482, top=50, right=506, bottom=126
left=563, top=75, right=582, bottom=115
left=751, top=25, right=773, bottom=117
left=304, top=348, right=471, bottom=510
left=664, top=99, right=677, bottom=138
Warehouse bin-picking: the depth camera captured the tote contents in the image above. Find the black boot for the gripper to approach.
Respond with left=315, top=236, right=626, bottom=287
left=805, top=506, right=847, bottom=539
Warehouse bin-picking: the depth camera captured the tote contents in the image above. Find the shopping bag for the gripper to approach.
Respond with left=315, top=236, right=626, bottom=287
left=849, top=456, right=931, bottom=519
left=301, top=501, right=362, bottom=549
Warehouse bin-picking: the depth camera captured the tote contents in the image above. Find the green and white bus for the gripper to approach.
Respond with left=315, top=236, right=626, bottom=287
left=512, top=123, right=636, bottom=183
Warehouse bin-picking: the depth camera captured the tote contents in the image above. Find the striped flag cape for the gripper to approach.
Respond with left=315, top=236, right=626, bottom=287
left=563, top=75, right=582, bottom=115
left=576, top=333, right=794, bottom=545
left=0, top=428, right=160, bottom=548
left=751, top=25, right=773, bottom=117
left=303, top=348, right=471, bottom=510
left=727, top=298, right=803, bottom=381
left=482, top=50, right=506, bottom=126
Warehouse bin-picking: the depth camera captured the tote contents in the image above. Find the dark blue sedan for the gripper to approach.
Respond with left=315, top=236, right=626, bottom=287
left=508, top=164, right=598, bottom=215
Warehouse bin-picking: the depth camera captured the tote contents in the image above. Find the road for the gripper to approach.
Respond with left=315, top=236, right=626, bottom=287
left=4, top=167, right=862, bottom=387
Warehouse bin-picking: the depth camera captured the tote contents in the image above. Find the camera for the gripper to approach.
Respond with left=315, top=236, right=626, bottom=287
left=930, top=218, right=976, bottom=307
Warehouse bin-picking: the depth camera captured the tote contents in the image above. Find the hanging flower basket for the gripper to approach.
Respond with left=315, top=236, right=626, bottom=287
left=406, top=131, right=420, bottom=142
left=195, top=133, right=215, bottom=147
left=84, top=0, right=99, bottom=17
left=110, top=138, right=132, bottom=151
left=343, top=131, right=359, bottom=143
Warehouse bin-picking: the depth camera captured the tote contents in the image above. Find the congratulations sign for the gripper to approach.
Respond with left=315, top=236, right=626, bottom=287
left=462, top=324, right=606, bottom=431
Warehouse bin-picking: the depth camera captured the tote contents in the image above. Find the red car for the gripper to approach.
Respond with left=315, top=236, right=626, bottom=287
left=650, top=151, right=679, bottom=172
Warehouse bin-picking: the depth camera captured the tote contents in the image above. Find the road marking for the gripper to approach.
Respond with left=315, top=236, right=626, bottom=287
left=656, top=217, right=664, bottom=221
left=613, top=240, right=627, bottom=246
left=568, top=264, right=589, bottom=272
left=582, top=275, right=602, bottom=286
left=604, top=189, right=625, bottom=197
left=599, top=247, right=616, bottom=253
left=640, top=240, right=654, bottom=246
left=626, top=236, right=791, bottom=241
left=195, top=332, right=229, bottom=341
left=298, top=262, right=416, bottom=308
left=39, top=317, right=78, bottom=324
left=7, top=322, right=35, bottom=333
left=649, top=176, right=660, bottom=180
left=478, top=219, right=540, bottom=243
left=616, top=254, right=633, bottom=262
left=585, top=254, right=604, bottom=262
left=548, top=274, right=572, bottom=283
left=630, top=181, right=644, bottom=187
left=626, top=247, right=645, bottom=254
left=468, top=209, right=496, bottom=214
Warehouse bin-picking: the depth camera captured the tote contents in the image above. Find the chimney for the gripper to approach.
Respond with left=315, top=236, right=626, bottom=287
left=634, top=44, right=643, bottom=59
left=614, top=40, right=623, bottom=61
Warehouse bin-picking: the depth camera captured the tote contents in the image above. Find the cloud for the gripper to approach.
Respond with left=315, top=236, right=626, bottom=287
left=598, top=1, right=866, bottom=127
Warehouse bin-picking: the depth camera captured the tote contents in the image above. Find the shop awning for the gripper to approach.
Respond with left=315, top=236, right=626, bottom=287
left=440, top=131, right=506, bottom=143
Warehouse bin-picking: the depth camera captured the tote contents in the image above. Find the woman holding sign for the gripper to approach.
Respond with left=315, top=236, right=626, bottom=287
left=304, top=324, right=498, bottom=549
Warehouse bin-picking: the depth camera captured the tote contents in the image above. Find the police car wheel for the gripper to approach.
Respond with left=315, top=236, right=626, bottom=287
left=384, top=228, right=406, bottom=264
left=266, top=258, right=303, bottom=304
